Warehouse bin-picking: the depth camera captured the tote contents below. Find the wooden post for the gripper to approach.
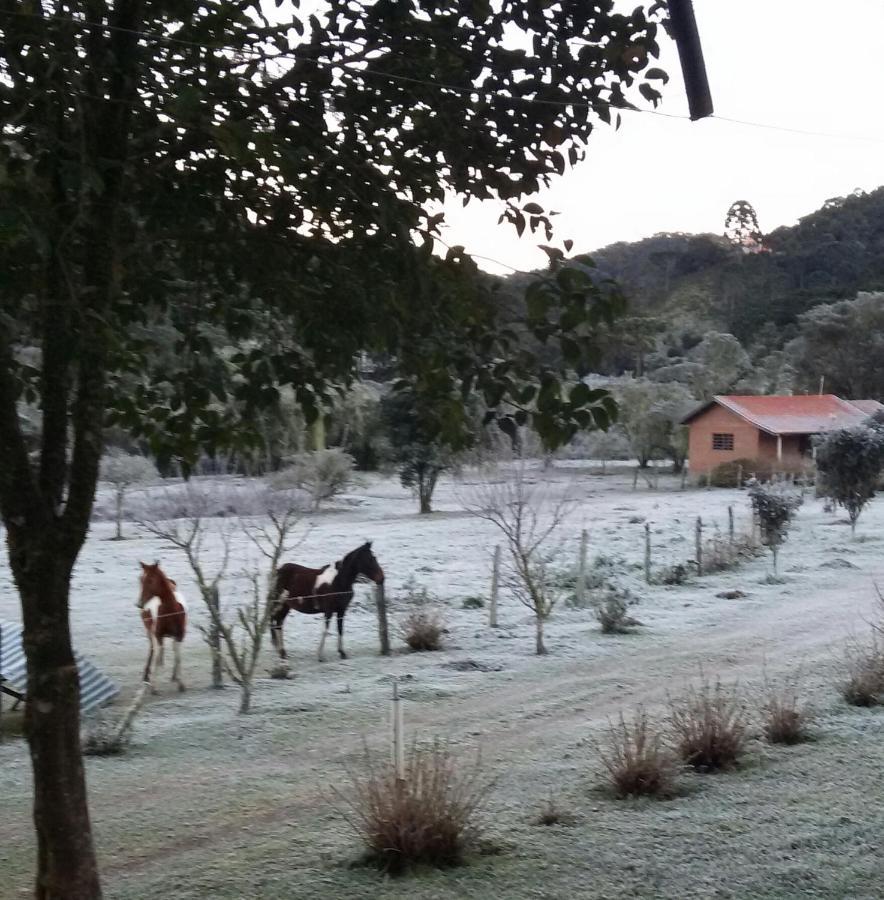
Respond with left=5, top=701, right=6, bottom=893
left=737, top=464, right=743, bottom=489
left=644, top=522, right=652, bottom=584
left=632, top=467, right=639, bottom=491
left=375, top=583, right=391, bottom=656
left=576, top=530, right=588, bottom=607
left=705, top=470, right=712, bottom=490
left=680, top=467, right=687, bottom=491
left=391, top=678, right=405, bottom=780
left=728, top=505, right=734, bottom=544
left=695, top=516, right=703, bottom=575
left=489, top=545, right=501, bottom=627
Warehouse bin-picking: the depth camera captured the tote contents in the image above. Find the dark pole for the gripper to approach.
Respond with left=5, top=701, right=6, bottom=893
left=668, top=0, right=714, bottom=121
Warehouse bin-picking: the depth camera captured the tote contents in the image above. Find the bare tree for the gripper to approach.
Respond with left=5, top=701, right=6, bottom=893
left=460, top=465, right=574, bottom=654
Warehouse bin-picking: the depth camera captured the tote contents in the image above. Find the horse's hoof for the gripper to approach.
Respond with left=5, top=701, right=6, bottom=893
left=317, top=656, right=326, bottom=663
left=151, top=687, right=160, bottom=696
left=177, top=682, right=186, bottom=693
left=339, top=651, right=348, bottom=660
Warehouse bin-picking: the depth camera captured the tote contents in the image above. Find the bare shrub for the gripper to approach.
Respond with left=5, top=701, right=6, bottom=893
left=400, top=610, right=445, bottom=652
left=82, top=715, right=130, bottom=757
left=762, top=684, right=812, bottom=745
left=841, top=633, right=884, bottom=707
left=702, top=533, right=762, bottom=574
left=596, top=586, right=641, bottom=634
left=336, top=740, right=492, bottom=875
left=599, top=708, right=677, bottom=799
left=668, top=676, right=749, bottom=772
left=533, top=796, right=577, bottom=826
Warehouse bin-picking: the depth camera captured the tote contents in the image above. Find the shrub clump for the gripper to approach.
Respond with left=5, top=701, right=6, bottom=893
left=533, top=796, right=577, bottom=826
left=82, top=715, right=130, bottom=757
left=596, top=586, right=641, bottom=634
left=337, top=741, right=491, bottom=875
left=401, top=610, right=445, bottom=652
left=762, top=686, right=812, bottom=745
left=841, top=633, right=884, bottom=707
left=668, top=676, right=749, bottom=772
left=600, top=709, right=678, bottom=799
left=461, top=596, right=485, bottom=610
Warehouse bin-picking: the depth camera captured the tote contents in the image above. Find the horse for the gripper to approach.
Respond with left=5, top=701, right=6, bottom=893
left=138, top=561, right=188, bottom=692
left=270, top=541, right=384, bottom=662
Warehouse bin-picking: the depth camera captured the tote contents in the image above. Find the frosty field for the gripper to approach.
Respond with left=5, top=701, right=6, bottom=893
left=1, top=466, right=883, bottom=899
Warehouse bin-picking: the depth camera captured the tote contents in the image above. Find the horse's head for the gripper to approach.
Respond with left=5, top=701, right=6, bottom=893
left=138, top=560, right=165, bottom=604
left=354, top=541, right=384, bottom=585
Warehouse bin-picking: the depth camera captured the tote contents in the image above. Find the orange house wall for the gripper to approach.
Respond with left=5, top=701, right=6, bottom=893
left=687, top=405, right=761, bottom=474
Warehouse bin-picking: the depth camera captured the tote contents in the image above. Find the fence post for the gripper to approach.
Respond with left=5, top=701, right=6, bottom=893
left=644, top=522, right=652, bottom=584
left=705, top=470, right=712, bottom=490
left=489, top=545, right=501, bottom=628
left=737, top=463, right=743, bottom=489
left=375, top=583, right=391, bottom=656
left=695, top=516, right=703, bottom=575
left=680, top=467, right=687, bottom=491
left=391, top=678, right=405, bottom=780
left=575, top=530, right=588, bottom=607
left=632, top=467, right=639, bottom=491
left=728, top=505, right=734, bottom=544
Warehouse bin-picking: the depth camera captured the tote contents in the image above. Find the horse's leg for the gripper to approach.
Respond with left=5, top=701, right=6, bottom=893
left=172, top=639, right=186, bottom=692
left=156, top=637, right=165, bottom=670
left=336, top=610, right=347, bottom=660
left=271, top=605, right=289, bottom=661
left=318, top=612, right=332, bottom=662
left=144, top=632, right=160, bottom=693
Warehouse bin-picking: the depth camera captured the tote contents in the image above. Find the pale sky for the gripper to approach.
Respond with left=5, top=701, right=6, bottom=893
left=438, top=0, right=884, bottom=274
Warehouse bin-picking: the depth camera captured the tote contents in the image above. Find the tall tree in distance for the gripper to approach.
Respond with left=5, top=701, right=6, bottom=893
left=0, top=2, right=670, bottom=895
left=724, top=200, right=765, bottom=252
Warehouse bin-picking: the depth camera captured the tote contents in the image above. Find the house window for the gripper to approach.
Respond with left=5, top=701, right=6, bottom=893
left=712, top=433, right=734, bottom=451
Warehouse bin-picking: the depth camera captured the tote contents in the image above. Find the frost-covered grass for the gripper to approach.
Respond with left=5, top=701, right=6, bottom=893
left=2, top=466, right=884, bottom=897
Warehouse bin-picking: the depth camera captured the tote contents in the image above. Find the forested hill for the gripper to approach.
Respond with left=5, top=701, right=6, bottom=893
left=507, top=187, right=884, bottom=346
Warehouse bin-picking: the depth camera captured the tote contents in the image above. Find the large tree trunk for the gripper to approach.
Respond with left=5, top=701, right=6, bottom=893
left=534, top=615, right=547, bottom=655
left=14, top=538, right=102, bottom=899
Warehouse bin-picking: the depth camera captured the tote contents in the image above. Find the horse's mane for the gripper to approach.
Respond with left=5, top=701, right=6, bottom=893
left=337, top=542, right=370, bottom=583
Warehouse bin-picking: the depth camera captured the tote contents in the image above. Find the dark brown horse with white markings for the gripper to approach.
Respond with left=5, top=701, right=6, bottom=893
left=270, top=542, right=384, bottom=662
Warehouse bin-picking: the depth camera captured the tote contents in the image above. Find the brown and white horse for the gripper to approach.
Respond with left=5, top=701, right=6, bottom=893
left=138, top=561, right=187, bottom=692
left=270, top=541, right=384, bottom=662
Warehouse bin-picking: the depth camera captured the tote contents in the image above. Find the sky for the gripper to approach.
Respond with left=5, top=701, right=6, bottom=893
left=438, top=0, right=884, bottom=274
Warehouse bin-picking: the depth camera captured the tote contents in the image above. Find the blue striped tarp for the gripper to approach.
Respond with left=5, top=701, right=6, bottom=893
left=0, top=620, right=119, bottom=713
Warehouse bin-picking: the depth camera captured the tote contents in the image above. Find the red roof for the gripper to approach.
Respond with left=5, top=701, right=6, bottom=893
left=682, top=395, right=883, bottom=436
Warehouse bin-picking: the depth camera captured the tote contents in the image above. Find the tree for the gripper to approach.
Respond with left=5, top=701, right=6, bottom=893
left=462, top=466, right=573, bottom=655
left=270, top=449, right=356, bottom=511
left=651, top=332, right=751, bottom=400
left=724, top=200, right=764, bottom=251
left=814, top=425, right=884, bottom=536
left=99, top=451, right=158, bottom=540
left=381, top=387, right=455, bottom=514
left=0, top=2, right=668, bottom=893
left=749, top=486, right=800, bottom=575
left=791, top=293, right=884, bottom=399
left=616, top=379, right=694, bottom=470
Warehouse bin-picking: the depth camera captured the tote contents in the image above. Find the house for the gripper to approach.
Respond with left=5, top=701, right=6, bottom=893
left=681, top=394, right=884, bottom=475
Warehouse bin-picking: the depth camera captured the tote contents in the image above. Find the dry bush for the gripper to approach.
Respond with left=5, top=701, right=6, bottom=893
left=82, top=715, right=130, bottom=757
left=762, top=685, right=812, bottom=745
left=596, top=587, right=641, bottom=634
left=702, top=533, right=762, bottom=574
left=668, top=676, right=749, bottom=772
left=841, top=633, right=884, bottom=707
left=336, top=741, right=492, bottom=875
left=400, top=609, right=445, bottom=652
left=533, top=796, right=577, bottom=826
left=600, top=708, right=677, bottom=799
